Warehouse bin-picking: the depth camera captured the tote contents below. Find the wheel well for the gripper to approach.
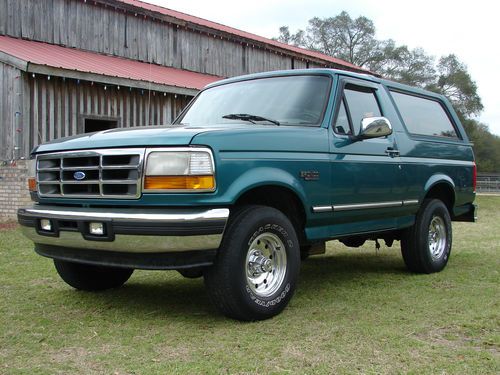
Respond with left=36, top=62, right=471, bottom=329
left=234, top=186, right=307, bottom=244
left=425, top=183, right=455, bottom=213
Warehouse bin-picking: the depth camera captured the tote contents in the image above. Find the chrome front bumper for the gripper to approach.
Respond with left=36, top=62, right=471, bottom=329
left=18, top=205, right=229, bottom=253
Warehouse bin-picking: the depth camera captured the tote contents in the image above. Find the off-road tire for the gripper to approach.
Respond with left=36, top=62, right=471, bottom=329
left=401, top=199, right=452, bottom=273
left=204, top=205, right=300, bottom=321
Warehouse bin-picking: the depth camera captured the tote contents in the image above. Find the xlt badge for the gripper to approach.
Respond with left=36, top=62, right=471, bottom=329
left=300, top=171, right=320, bottom=181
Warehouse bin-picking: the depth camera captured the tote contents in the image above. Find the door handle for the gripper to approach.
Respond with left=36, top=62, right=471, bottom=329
left=385, top=147, right=400, bottom=157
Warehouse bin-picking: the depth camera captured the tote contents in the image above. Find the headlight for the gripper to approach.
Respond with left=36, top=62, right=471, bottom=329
left=144, top=148, right=215, bottom=192
left=27, top=158, right=37, bottom=192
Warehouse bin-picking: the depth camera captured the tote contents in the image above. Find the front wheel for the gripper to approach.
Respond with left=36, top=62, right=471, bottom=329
left=401, top=199, right=452, bottom=273
left=54, top=260, right=133, bottom=291
left=204, top=206, right=300, bottom=321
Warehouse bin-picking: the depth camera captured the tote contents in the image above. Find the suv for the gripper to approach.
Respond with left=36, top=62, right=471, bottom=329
left=18, top=69, right=476, bottom=321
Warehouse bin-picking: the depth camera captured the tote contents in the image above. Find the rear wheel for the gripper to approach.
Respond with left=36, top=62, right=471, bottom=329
left=401, top=199, right=452, bottom=273
left=54, top=260, right=133, bottom=291
left=204, top=205, right=300, bottom=321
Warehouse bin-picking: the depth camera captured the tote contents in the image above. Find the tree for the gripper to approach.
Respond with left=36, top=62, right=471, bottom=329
left=426, top=55, right=483, bottom=117
left=277, top=12, right=384, bottom=68
left=275, top=13, right=482, bottom=118
left=370, top=41, right=436, bottom=87
left=275, top=12, right=495, bottom=171
left=276, top=26, right=306, bottom=46
left=461, top=119, right=500, bottom=172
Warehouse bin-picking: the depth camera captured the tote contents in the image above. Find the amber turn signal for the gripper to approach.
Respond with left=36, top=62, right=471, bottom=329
left=144, top=175, right=215, bottom=190
left=28, top=177, right=37, bottom=192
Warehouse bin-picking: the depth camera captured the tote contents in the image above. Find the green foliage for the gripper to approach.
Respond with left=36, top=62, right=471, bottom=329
left=426, top=55, right=484, bottom=116
left=307, top=12, right=380, bottom=66
left=371, top=41, right=436, bottom=87
left=462, top=119, right=500, bottom=172
left=277, top=12, right=383, bottom=68
left=276, top=12, right=499, bottom=172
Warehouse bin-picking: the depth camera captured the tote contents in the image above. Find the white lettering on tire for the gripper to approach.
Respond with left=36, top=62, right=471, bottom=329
left=246, top=283, right=291, bottom=307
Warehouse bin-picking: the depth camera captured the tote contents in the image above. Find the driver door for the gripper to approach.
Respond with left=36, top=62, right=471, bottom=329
left=328, top=77, right=403, bottom=235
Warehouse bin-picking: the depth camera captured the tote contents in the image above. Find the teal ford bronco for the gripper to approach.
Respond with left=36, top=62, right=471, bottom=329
left=18, top=69, right=477, bottom=321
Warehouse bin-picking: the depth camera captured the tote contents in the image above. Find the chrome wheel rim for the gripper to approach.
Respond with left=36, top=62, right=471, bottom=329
left=428, top=216, right=447, bottom=260
left=245, top=232, right=287, bottom=298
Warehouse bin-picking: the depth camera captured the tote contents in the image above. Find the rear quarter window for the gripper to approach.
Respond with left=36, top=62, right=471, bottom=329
left=390, top=91, right=459, bottom=139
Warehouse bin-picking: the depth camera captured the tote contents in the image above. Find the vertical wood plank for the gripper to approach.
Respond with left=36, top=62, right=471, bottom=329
left=125, top=91, right=130, bottom=127
left=48, top=78, right=55, bottom=141
left=71, top=83, right=77, bottom=135
left=0, top=0, right=6, bottom=35
left=40, top=79, right=46, bottom=143
left=131, top=91, right=136, bottom=127
left=20, top=74, right=30, bottom=158
left=0, top=64, right=5, bottom=158
left=62, top=80, right=68, bottom=138
left=32, top=75, right=39, bottom=148
left=118, top=93, right=123, bottom=127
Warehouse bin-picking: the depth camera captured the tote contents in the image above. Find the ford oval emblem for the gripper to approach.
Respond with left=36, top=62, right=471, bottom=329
left=73, top=171, right=86, bottom=180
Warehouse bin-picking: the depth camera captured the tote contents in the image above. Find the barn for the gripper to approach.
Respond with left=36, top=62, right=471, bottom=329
left=0, top=0, right=365, bottom=218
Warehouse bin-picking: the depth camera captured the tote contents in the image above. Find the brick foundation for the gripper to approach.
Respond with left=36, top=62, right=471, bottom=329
left=0, top=160, right=32, bottom=220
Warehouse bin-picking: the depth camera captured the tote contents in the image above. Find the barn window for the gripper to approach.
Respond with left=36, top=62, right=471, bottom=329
left=83, top=118, right=118, bottom=133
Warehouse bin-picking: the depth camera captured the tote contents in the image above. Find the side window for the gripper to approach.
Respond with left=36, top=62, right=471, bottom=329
left=335, top=83, right=382, bottom=135
left=335, top=100, right=350, bottom=135
left=390, top=91, right=459, bottom=138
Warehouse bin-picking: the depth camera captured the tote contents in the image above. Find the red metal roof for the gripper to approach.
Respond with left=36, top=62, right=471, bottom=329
left=0, top=35, right=221, bottom=90
left=115, top=0, right=367, bottom=72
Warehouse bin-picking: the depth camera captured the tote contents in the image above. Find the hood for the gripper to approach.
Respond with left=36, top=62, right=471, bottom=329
left=32, top=125, right=220, bottom=153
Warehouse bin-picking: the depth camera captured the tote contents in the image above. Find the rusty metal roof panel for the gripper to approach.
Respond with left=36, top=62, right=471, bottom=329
left=0, top=35, right=222, bottom=90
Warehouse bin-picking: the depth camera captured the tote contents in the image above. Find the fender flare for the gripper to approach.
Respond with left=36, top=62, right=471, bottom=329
left=422, top=173, right=456, bottom=206
left=226, top=167, right=308, bottom=208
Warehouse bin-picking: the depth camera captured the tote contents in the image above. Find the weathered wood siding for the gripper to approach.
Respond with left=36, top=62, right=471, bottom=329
left=0, top=0, right=322, bottom=77
left=293, top=59, right=309, bottom=70
left=0, top=70, right=190, bottom=159
left=0, top=62, right=25, bottom=160
left=0, top=0, right=347, bottom=160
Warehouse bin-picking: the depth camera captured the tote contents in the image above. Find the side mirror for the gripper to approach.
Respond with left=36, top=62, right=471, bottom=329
left=358, top=117, right=393, bottom=139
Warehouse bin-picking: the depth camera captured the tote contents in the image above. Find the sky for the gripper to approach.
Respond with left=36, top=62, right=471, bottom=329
left=146, top=0, right=499, bottom=135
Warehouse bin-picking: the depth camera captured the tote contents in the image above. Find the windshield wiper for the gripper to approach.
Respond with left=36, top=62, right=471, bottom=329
left=222, top=113, right=280, bottom=126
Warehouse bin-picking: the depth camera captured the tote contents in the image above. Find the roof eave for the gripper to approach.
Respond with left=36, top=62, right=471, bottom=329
left=0, top=50, right=28, bottom=71
left=0, top=51, right=200, bottom=96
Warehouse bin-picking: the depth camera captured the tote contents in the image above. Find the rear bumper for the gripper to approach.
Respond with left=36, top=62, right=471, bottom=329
left=18, top=205, right=229, bottom=268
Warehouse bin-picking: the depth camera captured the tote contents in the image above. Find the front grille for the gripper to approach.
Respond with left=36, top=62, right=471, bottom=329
left=36, top=148, right=145, bottom=199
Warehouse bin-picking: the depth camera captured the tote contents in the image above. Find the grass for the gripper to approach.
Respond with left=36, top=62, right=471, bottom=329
left=0, top=196, right=499, bottom=374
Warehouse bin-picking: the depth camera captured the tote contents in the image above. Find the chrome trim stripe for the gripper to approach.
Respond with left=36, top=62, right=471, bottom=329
left=403, top=199, right=419, bottom=206
left=397, top=158, right=474, bottom=166
left=20, top=206, right=229, bottom=223
left=314, top=199, right=420, bottom=213
left=333, top=201, right=402, bottom=211
left=312, top=205, right=333, bottom=213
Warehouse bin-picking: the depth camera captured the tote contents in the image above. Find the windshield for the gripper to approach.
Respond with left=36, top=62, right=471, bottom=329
left=176, top=75, right=331, bottom=127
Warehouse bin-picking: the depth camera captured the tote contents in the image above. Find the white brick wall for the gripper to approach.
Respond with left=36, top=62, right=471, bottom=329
left=0, top=160, right=32, bottom=220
